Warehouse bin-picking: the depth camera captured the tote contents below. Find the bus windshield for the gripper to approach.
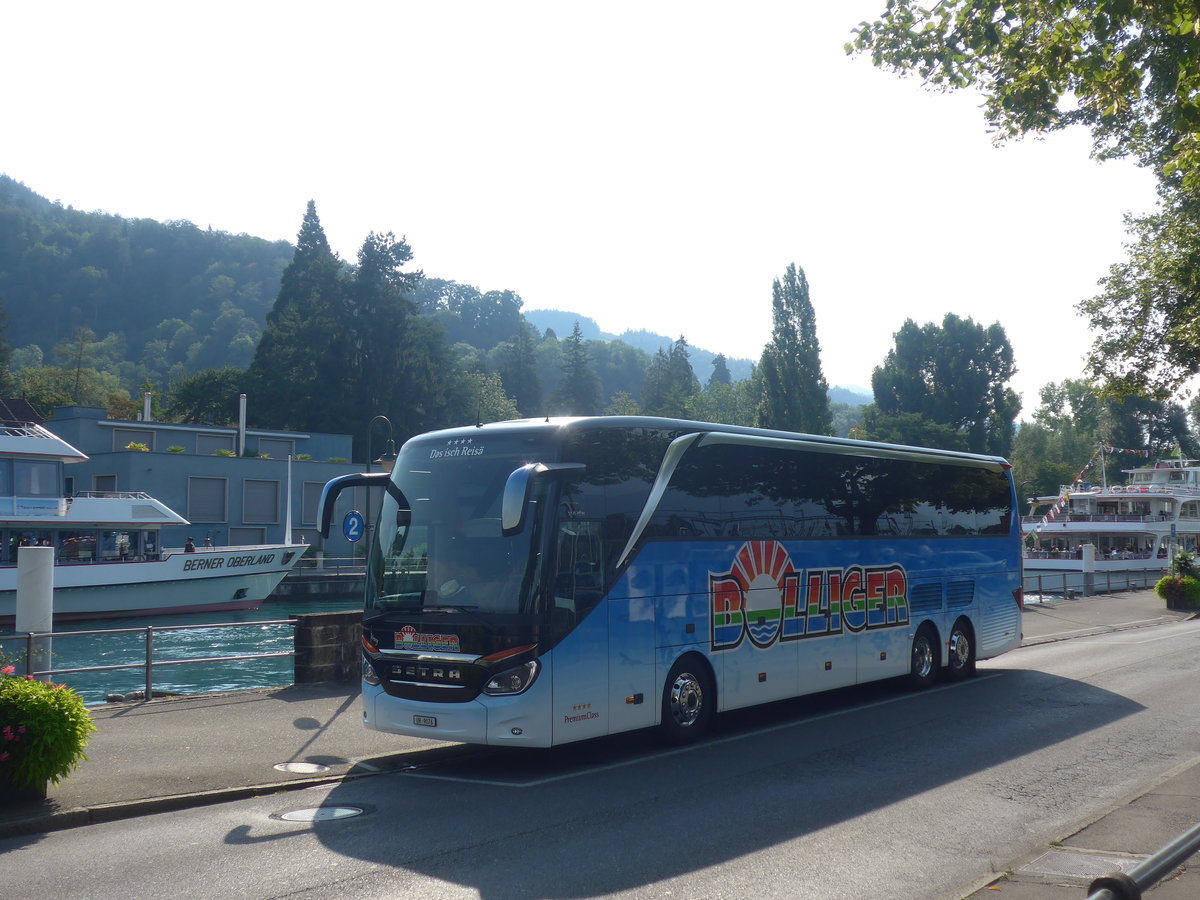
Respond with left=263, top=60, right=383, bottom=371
left=366, top=432, right=557, bottom=622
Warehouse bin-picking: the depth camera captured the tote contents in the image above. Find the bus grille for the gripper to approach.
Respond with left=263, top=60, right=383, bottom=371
left=947, top=580, right=975, bottom=609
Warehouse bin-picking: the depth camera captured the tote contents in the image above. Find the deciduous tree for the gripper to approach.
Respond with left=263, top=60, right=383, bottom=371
left=867, top=313, right=1021, bottom=455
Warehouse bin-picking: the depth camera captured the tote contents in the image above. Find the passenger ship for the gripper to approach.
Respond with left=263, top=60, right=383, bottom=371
left=0, top=414, right=305, bottom=623
left=1023, top=457, right=1200, bottom=572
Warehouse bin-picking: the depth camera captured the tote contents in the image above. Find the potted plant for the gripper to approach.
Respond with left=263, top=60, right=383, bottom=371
left=0, top=660, right=96, bottom=801
left=1155, top=549, right=1200, bottom=610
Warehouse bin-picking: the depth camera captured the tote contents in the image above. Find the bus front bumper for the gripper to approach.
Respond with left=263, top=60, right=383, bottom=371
left=361, top=681, right=552, bottom=748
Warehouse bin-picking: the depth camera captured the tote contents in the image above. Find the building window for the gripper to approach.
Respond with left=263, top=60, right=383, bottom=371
left=197, top=433, right=236, bottom=456
left=302, top=482, right=324, bottom=525
left=243, top=479, right=279, bottom=524
left=257, top=438, right=294, bottom=459
left=93, top=474, right=118, bottom=494
left=189, top=477, right=227, bottom=523
left=229, top=527, right=266, bottom=546
left=114, top=428, right=155, bottom=451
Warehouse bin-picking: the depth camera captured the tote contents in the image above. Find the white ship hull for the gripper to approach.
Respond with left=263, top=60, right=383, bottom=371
left=0, top=544, right=307, bottom=622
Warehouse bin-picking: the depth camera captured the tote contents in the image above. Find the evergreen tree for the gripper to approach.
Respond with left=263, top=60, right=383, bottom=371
left=0, top=301, right=15, bottom=396
left=551, top=323, right=601, bottom=415
left=341, top=231, right=455, bottom=450
left=246, top=201, right=343, bottom=429
left=708, top=353, right=732, bottom=388
left=494, top=324, right=543, bottom=416
left=757, top=263, right=832, bottom=434
left=642, top=337, right=701, bottom=418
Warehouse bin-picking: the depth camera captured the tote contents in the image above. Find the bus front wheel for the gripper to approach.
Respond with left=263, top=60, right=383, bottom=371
left=907, top=625, right=939, bottom=689
left=942, top=618, right=975, bottom=682
left=660, top=656, right=713, bottom=744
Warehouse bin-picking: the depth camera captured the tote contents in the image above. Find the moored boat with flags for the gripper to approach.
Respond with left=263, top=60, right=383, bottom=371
left=0, top=410, right=305, bottom=623
left=1023, top=444, right=1200, bottom=573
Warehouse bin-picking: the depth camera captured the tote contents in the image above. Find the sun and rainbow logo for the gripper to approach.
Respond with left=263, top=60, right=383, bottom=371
left=709, top=540, right=910, bottom=652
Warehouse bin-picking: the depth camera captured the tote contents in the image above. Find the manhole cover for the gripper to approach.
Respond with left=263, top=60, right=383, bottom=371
left=1020, top=849, right=1144, bottom=880
left=276, top=806, right=365, bottom=822
left=274, top=762, right=331, bottom=774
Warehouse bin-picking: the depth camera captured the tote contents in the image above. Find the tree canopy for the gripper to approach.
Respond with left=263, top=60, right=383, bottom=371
left=850, top=3, right=1200, bottom=396
left=849, top=1, right=1200, bottom=187
left=867, top=313, right=1021, bottom=455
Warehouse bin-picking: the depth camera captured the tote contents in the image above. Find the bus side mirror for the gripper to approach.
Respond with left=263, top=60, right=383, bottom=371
left=317, top=472, right=407, bottom=538
left=501, top=462, right=587, bottom=535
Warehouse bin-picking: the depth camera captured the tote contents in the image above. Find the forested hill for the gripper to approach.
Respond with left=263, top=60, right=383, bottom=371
left=0, top=175, right=293, bottom=385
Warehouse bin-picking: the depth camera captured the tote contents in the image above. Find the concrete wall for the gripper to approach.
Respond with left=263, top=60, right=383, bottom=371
left=293, top=611, right=362, bottom=684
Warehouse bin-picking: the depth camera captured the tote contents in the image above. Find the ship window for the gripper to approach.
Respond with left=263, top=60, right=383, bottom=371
left=15, top=460, right=59, bottom=497
left=93, top=474, right=117, bottom=493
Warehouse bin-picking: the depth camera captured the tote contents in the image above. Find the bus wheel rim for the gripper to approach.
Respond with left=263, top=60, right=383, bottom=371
left=949, top=631, right=970, bottom=668
left=669, top=673, right=703, bottom=727
left=913, top=638, right=934, bottom=678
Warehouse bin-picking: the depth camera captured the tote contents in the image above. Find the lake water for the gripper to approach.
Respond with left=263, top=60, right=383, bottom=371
left=0, top=596, right=362, bottom=704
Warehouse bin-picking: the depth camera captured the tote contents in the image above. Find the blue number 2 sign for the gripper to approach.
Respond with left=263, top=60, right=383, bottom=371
left=343, top=510, right=366, bottom=543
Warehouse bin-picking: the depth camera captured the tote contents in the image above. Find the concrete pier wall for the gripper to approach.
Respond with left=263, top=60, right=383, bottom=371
left=293, top=611, right=361, bottom=683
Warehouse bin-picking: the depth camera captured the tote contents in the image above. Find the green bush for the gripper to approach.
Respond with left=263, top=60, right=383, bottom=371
left=1, top=663, right=96, bottom=788
left=123, top=442, right=149, bottom=452
left=167, top=445, right=184, bottom=453
left=1155, top=574, right=1200, bottom=607
left=1172, top=549, right=1198, bottom=579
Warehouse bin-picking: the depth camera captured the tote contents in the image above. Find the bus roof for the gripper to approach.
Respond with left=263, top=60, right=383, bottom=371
left=406, top=416, right=1011, bottom=469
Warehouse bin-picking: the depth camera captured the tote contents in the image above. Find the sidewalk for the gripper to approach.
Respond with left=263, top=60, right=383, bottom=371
left=961, top=589, right=1200, bottom=898
left=2, top=590, right=1199, bottom=899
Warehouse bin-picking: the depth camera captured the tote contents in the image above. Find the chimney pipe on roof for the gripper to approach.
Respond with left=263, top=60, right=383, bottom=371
left=143, top=392, right=153, bottom=423
left=238, top=394, right=247, bottom=457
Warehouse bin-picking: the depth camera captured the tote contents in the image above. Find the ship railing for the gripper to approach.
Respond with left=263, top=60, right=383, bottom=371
left=1, top=620, right=296, bottom=701
left=0, top=422, right=55, bottom=439
left=70, top=490, right=155, bottom=500
left=1020, top=514, right=1169, bottom=524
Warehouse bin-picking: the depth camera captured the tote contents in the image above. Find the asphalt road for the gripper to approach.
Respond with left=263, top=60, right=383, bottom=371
left=5, top=617, right=1200, bottom=900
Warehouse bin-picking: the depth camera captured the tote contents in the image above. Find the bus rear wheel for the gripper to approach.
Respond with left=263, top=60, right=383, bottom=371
left=907, top=625, right=939, bottom=689
left=942, top=618, right=975, bottom=682
left=660, top=656, right=713, bottom=744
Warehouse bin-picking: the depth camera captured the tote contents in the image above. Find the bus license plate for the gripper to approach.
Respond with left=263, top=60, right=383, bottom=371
left=413, top=715, right=437, bottom=727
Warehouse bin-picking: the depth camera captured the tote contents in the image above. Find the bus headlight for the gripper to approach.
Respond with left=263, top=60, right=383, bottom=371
left=362, top=656, right=382, bottom=687
left=482, top=659, right=540, bottom=695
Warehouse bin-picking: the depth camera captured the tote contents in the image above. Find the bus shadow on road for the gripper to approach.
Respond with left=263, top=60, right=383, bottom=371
left=293, top=667, right=1143, bottom=898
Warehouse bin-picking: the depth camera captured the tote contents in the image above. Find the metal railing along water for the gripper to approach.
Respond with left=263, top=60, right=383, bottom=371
left=1022, top=568, right=1162, bottom=600
left=5, top=619, right=295, bottom=699
left=1087, top=819, right=1200, bottom=898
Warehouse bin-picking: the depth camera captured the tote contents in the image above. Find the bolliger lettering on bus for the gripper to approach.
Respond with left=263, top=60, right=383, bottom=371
left=710, top=540, right=910, bottom=652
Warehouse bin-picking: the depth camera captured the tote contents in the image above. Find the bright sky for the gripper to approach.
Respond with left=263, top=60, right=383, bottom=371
left=4, top=2, right=1159, bottom=412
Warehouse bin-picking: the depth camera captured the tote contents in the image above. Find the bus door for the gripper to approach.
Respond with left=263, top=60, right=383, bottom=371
left=550, top=517, right=611, bottom=744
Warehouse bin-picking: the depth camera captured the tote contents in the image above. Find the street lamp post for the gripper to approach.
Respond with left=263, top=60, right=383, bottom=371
left=365, top=415, right=396, bottom=548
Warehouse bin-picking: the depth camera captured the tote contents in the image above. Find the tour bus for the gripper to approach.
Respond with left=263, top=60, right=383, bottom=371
left=318, top=416, right=1023, bottom=748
